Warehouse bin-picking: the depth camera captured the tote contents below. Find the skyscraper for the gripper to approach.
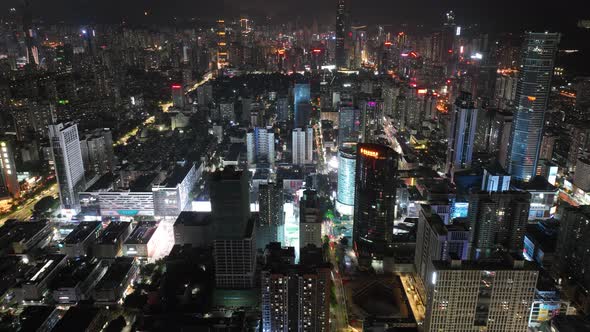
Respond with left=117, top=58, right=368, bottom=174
left=246, top=127, right=275, bottom=166
left=447, top=91, right=478, bottom=174
left=337, top=106, right=361, bottom=145
left=257, top=183, right=284, bottom=248
left=171, top=84, right=185, bottom=108
left=299, top=189, right=323, bottom=251
left=294, top=83, right=311, bottom=128
left=210, top=168, right=256, bottom=289
left=336, top=145, right=356, bottom=215
left=216, top=19, right=228, bottom=69
left=335, top=0, right=349, bottom=68
left=507, top=32, right=560, bottom=181
left=424, top=255, right=538, bottom=332
left=261, top=243, right=330, bottom=332
left=0, top=139, right=19, bottom=198
left=79, top=128, right=114, bottom=176
left=292, top=127, right=313, bottom=165
left=353, top=143, right=398, bottom=262
left=49, top=123, right=86, bottom=210
left=467, top=191, right=531, bottom=259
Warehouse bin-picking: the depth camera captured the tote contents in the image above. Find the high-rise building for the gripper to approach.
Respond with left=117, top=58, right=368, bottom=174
left=447, top=92, right=478, bottom=174
left=171, top=84, right=185, bottom=108
left=360, top=100, right=384, bottom=143
left=246, top=127, right=275, bottom=166
left=294, top=83, right=311, bottom=128
left=482, top=166, right=511, bottom=192
left=337, top=106, right=361, bottom=145
left=216, top=19, right=228, bottom=69
left=0, top=139, right=19, bottom=198
left=555, top=204, right=590, bottom=312
left=335, top=0, right=349, bottom=68
left=336, top=145, right=356, bottom=215
left=353, top=143, right=398, bottom=262
left=79, top=129, right=114, bottom=176
left=210, top=168, right=256, bottom=289
left=257, top=183, right=284, bottom=248
left=210, top=168, right=251, bottom=238
left=414, top=205, right=470, bottom=285
left=467, top=191, right=531, bottom=259
left=567, top=122, right=590, bottom=171
left=292, top=127, right=313, bottom=165
left=299, top=189, right=322, bottom=251
left=507, top=32, right=560, bottom=181
left=261, top=243, right=330, bottom=332
left=424, top=255, right=539, bottom=332
left=574, top=157, right=590, bottom=192
left=49, top=123, right=86, bottom=210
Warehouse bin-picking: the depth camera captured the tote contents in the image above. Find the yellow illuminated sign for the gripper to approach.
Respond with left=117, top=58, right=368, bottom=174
left=360, top=148, right=379, bottom=158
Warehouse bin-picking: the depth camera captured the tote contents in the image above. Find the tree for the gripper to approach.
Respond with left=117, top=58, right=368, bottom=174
left=33, top=196, right=58, bottom=216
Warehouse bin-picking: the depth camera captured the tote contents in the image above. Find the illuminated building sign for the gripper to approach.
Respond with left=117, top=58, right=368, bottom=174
left=171, top=85, right=182, bottom=89
left=360, top=148, right=379, bottom=158
left=417, top=89, right=428, bottom=94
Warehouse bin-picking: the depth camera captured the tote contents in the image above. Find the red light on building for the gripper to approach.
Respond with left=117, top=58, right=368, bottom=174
left=384, top=41, right=393, bottom=47
left=527, top=96, right=537, bottom=101
left=409, top=51, right=418, bottom=58
left=448, top=49, right=453, bottom=53
left=278, top=49, right=286, bottom=56
left=312, top=49, right=322, bottom=54
left=172, top=85, right=182, bottom=89
left=410, top=83, right=417, bottom=88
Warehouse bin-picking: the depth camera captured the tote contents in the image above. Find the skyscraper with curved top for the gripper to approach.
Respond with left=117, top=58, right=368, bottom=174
left=507, top=32, right=560, bottom=181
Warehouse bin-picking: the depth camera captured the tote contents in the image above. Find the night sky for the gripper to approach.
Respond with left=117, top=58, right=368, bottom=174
left=1, top=0, right=587, bottom=33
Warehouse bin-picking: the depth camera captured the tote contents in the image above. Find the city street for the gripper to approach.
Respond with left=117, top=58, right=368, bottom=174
left=0, top=183, right=59, bottom=225
left=400, top=273, right=426, bottom=323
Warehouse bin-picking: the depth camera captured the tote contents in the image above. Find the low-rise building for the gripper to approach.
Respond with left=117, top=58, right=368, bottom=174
left=51, top=258, right=107, bottom=304
left=93, top=222, right=132, bottom=258
left=173, top=211, right=213, bottom=247
left=61, top=222, right=101, bottom=258
left=123, top=222, right=160, bottom=258
left=21, top=254, right=67, bottom=302
left=92, top=257, right=138, bottom=304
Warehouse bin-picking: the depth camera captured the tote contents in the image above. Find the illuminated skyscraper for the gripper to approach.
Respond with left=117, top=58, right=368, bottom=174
left=216, top=19, right=228, bottom=69
left=353, top=143, right=398, bottom=263
left=49, top=123, right=86, bottom=210
left=507, top=32, right=560, bottom=181
left=446, top=92, right=478, bottom=174
left=336, top=145, right=356, bottom=215
left=246, top=127, right=275, bottom=166
left=335, top=0, right=349, bottom=68
left=292, top=127, right=313, bottom=165
left=171, top=84, right=185, bottom=108
left=293, top=83, right=311, bottom=128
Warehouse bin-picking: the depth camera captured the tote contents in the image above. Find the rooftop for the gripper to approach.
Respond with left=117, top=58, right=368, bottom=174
left=124, top=222, right=158, bottom=245
left=63, top=222, right=101, bottom=244
left=174, top=211, right=212, bottom=227
left=96, top=222, right=131, bottom=245
left=25, top=254, right=67, bottom=285
left=51, top=306, right=101, bottom=332
left=95, top=257, right=135, bottom=290
left=19, top=305, right=57, bottom=332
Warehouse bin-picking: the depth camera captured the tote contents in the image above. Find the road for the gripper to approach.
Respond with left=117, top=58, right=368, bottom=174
left=400, top=273, right=426, bottom=323
left=328, top=244, right=351, bottom=331
left=186, top=71, right=213, bottom=93
left=115, top=116, right=155, bottom=147
left=0, top=183, right=59, bottom=225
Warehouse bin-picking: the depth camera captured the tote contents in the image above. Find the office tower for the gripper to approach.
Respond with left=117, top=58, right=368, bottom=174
left=246, top=127, right=275, bottom=166
left=196, top=83, right=213, bottom=106
left=171, top=84, right=184, bottom=108
left=574, top=157, right=590, bottom=192
left=210, top=168, right=251, bottom=238
left=257, top=183, right=284, bottom=248
left=0, top=139, right=19, bottom=198
left=335, top=0, right=348, bottom=68
left=567, top=122, right=590, bottom=171
left=336, top=145, right=356, bottom=215
left=447, top=92, right=478, bottom=174
left=467, top=191, right=531, bottom=259
left=481, top=166, right=511, bottom=192
left=338, top=106, right=361, bottom=145
left=489, top=110, right=513, bottom=167
left=382, top=83, right=399, bottom=117
left=79, top=128, right=114, bottom=176
left=261, top=243, right=330, bottom=332
left=210, top=169, right=256, bottom=289
left=507, top=32, right=560, bottom=181
left=216, top=19, right=228, bottom=69
left=424, top=255, right=539, bottom=332
left=353, top=143, right=398, bottom=262
left=555, top=204, right=590, bottom=311
left=294, top=83, right=311, bottom=128
left=360, top=100, right=383, bottom=143
left=415, top=205, right=470, bottom=285
left=299, top=189, right=322, bottom=251
left=494, top=71, right=518, bottom=108
left=49, top=123, right=86, bottom=210
left=276, top=97, right=290, bottom=122
left=292, top=127, right=313, bottom=165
